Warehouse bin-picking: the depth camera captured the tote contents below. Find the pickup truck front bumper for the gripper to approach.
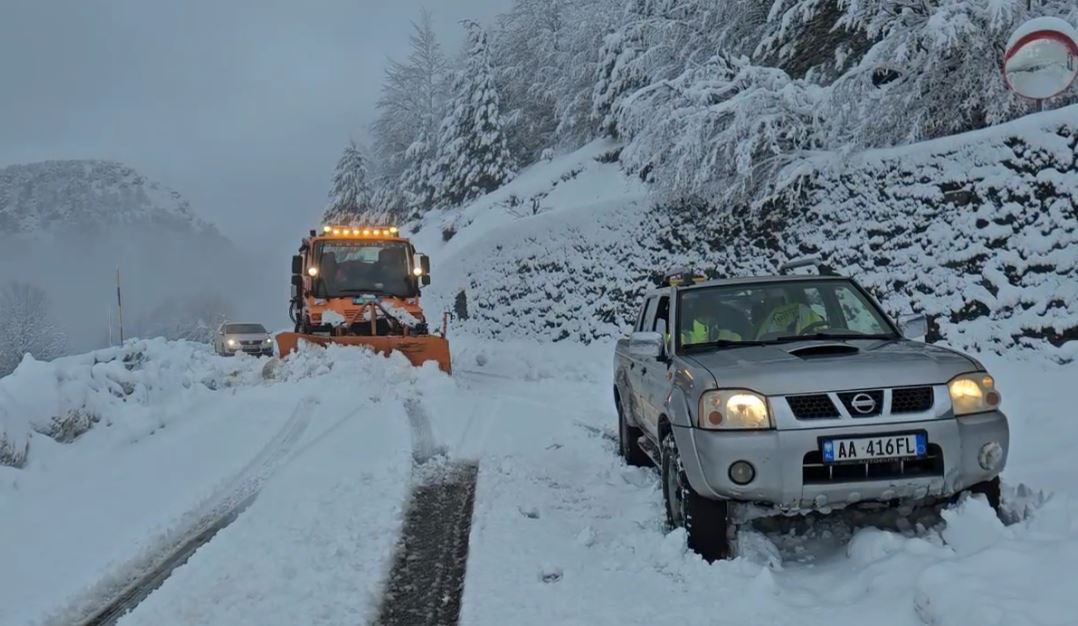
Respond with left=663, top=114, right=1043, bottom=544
left=674, top=410, right=1009, bottom=512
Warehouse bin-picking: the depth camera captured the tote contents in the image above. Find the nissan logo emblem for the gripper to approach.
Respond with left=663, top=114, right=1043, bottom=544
left=850, top=393, right=877, bottom=414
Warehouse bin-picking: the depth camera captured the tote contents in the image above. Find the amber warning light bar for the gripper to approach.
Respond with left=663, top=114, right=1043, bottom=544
left=321, top=225, right=400, bottom=237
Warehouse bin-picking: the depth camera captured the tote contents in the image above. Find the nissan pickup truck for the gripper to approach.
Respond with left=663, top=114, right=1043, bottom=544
left=613, top=267, right=1009, bottom=561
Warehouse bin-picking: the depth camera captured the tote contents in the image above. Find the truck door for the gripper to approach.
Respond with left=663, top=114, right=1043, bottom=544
left=625, top=296, right=657, bottom=427
left=639, top=294, right=671, bottom=436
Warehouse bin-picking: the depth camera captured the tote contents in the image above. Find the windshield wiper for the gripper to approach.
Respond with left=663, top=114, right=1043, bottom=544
left=681, top=339, right=767, bottom=352
left=769, top=332, right=896, bottom=343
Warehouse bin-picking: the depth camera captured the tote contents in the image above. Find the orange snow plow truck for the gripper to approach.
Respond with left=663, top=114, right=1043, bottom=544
left=275, top=224, right=452, bottom=373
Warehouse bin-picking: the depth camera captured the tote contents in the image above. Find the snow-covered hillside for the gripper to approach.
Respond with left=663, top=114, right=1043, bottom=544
left=0, top=160, right=209, bottom=235
left=415, top=106, right=1078, bottom=361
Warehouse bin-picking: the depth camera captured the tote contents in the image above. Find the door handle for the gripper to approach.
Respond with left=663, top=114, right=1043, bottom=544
left=641, top=367, right=648, bottom=376
left=629, top=362, right=635, bottom=370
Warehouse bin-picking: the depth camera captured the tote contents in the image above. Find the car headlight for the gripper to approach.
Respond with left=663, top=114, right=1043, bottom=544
left=699, top=390, right=772, bottom=430
left=264, top=338, right=272, bottom=344
left=948, top=372, right=1001, bottom=416
left=227, top=338, right=237, bottom=347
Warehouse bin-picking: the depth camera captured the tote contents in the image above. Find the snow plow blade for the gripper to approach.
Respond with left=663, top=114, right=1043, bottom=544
left=275, top=332, right=452, bottom=374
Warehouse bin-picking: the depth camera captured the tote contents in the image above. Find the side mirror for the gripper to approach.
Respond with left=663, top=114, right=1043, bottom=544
left=629, top=331, right=665, bottom=359
left=898, top=313, right=927, bottom=341
left=415, top=253, right=432, bottom=286
left=291, top=255, right=303, bottom=275
left=291, top=274, right=303, bottom=289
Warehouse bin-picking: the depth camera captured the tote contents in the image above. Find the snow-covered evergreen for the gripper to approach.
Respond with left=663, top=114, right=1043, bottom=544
left=371, top=10, right=450, bottom=218
left=0, top=282, right=66, bottom=377
left=323, top=141, right=374, bottom=225
left=430, top=21, right=515, bottom=208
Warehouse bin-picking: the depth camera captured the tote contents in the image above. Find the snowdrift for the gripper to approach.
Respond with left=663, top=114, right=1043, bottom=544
left=418, top=107, right=1078, bottom=361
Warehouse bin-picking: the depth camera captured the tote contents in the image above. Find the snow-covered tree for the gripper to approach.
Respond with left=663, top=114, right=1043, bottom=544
left=431, top=21, right=515, bottom=207
left=0, top=282, right=66, bottom=376
left=492, top=0, right=564, bottom=163
left=323, top=141, right=373, bottom=225
left=371, top=10, right=450, bottom=218
left=618, top=53, right=824, bottom=204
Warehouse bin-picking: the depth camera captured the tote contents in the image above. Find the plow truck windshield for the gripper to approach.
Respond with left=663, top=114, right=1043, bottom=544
left=314, top=240, right=415, bottom=298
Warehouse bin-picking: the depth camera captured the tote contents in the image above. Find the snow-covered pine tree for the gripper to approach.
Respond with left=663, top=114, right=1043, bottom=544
left=492, top=0, right=564, bottom=163
left=323, top=140, right=374, bottom=225
left=372, top=9, right=449, bottom=218
left=431, top=21, right=515, bottom=207
left=0, top=282, right=66, bottom=376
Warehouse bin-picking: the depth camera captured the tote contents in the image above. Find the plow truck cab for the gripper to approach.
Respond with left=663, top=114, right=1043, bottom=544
left=275, top=225, right=451, bottom=373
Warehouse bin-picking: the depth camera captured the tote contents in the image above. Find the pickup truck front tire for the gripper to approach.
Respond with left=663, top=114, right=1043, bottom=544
left=661, top=432, right=732, bottom=562
left=616, top=396, right=650, bottom=467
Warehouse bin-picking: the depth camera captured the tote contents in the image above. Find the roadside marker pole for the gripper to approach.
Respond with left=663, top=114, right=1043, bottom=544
left=116, top=267, right=125, bottom=344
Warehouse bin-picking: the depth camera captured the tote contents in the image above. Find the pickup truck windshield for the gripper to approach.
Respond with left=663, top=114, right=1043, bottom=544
left=314, top=240, right=416, bottom=298
left=677, top=280, right=896, bottom=348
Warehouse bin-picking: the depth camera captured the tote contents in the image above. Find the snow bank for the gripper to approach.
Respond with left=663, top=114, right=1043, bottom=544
left=0, top=340, right=257, bottom=467
left=421, top=108, right=1078, bottom=360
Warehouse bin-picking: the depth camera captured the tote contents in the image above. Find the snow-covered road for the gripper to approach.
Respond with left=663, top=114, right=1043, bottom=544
left=2, top=339, right=1076, bottom=626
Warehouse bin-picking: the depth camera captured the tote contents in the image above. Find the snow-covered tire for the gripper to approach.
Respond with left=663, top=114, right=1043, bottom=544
left=661, top=432, right=732, bottom=561
left=963, top=476, right=1002, bottom=513
left=617, top=395, right=650, bottom=467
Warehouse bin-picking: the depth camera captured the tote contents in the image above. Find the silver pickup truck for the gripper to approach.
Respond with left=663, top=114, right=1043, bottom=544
left=613, top=269, right=1009, bottom=561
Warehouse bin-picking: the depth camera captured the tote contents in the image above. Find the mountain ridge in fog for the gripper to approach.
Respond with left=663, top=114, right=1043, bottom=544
left=0, top=159, right=217, bottom=236
left=0, top=159, right=279, bottom=355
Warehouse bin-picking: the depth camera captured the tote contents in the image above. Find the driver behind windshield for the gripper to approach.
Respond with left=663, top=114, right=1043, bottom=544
left=754, top=287, right=826, bottom=339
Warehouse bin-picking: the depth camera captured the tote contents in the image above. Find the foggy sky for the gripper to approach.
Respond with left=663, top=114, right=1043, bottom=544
left=0, top=0, right=511, bottom=254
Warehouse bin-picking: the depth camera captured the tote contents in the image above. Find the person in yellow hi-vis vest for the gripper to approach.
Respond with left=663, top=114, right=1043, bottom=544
left=754, top=289, right=826, bottom=339
left=678, top=295, right=744, bottom=346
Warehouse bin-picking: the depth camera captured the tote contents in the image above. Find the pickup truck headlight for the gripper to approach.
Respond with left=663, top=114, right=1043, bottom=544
left=948, top=372, right=1001, bottom=416
left=699, top=390, right=772, bottom=430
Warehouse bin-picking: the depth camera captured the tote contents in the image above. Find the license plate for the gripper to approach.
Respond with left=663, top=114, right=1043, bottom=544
left=822, top=433, right=926, bottom=464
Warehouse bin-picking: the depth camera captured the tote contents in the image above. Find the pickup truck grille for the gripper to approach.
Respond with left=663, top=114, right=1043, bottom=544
left=786, top=395, right=840, bottom=419
left=801, top=444, right=944, bottom=484
left=837, top=390, right=884, bottom=417
left=891, top=386, right=934, bottom=413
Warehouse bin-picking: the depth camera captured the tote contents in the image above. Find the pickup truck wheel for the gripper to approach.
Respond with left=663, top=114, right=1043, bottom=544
left=961, top=476, right=1002, bottom=513
left=661, top=433, right=732, bottom=562
left=617, top=400, right=650, bottom=467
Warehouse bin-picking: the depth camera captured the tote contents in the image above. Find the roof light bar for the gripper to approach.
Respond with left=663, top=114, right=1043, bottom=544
left=317, top=225, right=401, bottom=238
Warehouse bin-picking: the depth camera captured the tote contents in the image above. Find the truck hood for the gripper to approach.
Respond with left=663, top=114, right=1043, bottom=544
left=684, top=339, right=980, bottom=396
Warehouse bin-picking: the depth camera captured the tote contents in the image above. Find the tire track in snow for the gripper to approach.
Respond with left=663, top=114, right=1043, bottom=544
left=372, top=397, right=478, bottom=626
left=68, top=398, right=316, bottom=626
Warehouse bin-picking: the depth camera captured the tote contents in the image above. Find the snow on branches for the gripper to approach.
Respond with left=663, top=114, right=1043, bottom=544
left=617, top=54, right=825, bottom=204
left=430, top=21, right=515, bottom=208
left=324, top=141, right=375, bottom=225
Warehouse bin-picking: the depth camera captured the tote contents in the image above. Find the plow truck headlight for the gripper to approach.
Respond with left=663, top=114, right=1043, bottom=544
left=412, top=267, right=424, bottom=277
left=699, top=390, right=772, bottom=430
left=948, top=372, right=1000, bottom=416
left=227, top=339, right=237, bottom=347
left=307, top=266, right=319, bottom=277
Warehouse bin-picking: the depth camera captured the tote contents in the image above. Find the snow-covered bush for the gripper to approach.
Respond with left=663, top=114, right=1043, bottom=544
left=0, top=281, right=66, bottom=377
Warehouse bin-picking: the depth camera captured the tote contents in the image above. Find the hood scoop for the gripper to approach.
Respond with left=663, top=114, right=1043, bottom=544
left=786, top=343, right=861, bottom=359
